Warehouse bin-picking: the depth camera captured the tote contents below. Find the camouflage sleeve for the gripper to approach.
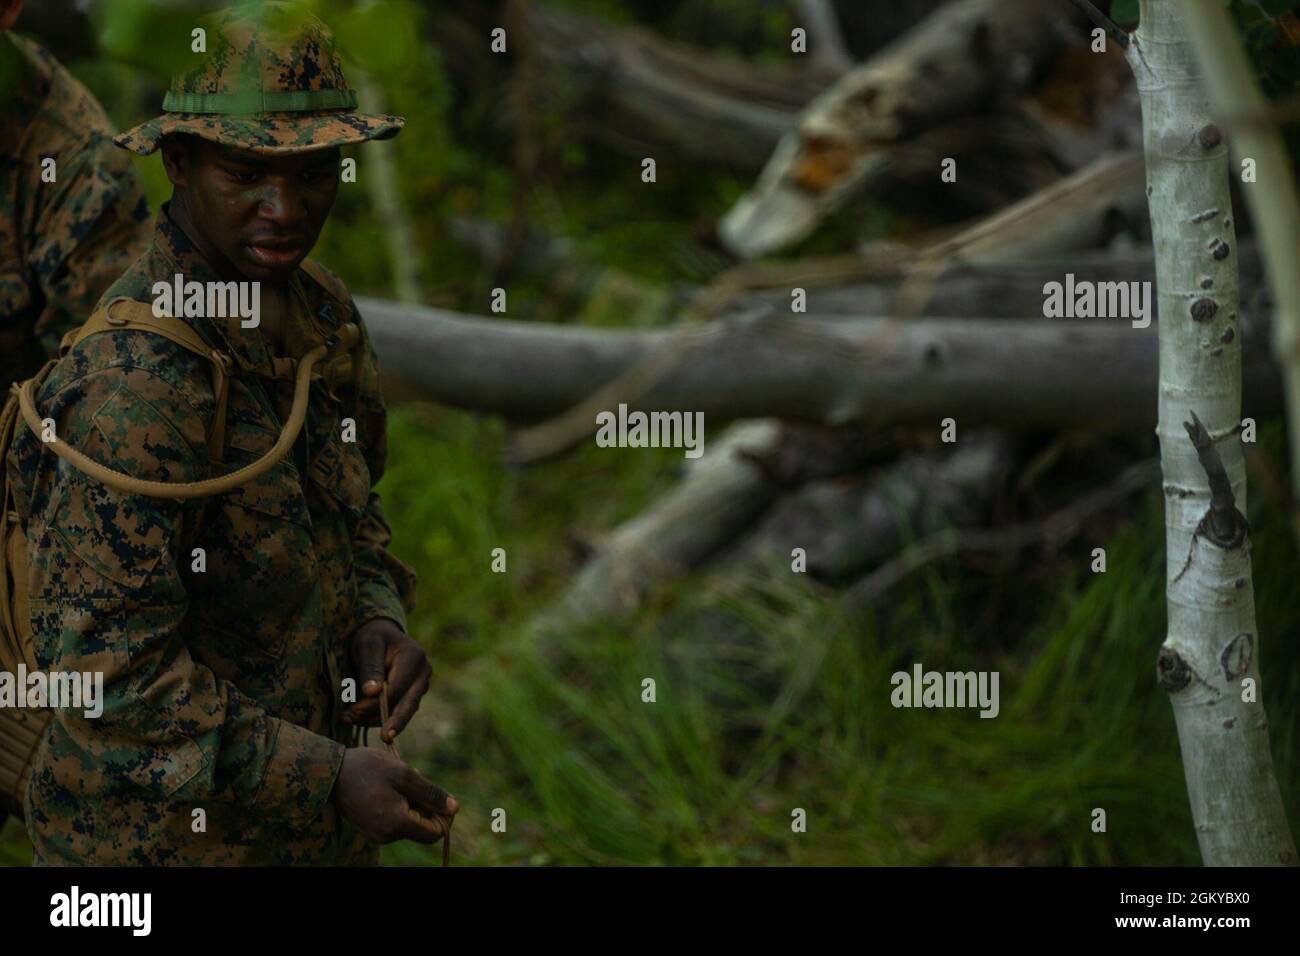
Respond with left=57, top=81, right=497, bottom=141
left=27, top=362, right=344, bottom=824
left=27, top=124, right=150, bottom=358
left=347, top=300, right=418, bottom=634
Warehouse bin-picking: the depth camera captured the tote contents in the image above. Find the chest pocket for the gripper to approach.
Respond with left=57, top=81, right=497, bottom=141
left=223, top=417, right=315, bottom=529
left=306, top=421, right=371, bottom=532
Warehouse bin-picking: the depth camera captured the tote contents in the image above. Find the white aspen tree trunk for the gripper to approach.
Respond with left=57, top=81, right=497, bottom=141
left=1127, top=0, right=1296, bottom=865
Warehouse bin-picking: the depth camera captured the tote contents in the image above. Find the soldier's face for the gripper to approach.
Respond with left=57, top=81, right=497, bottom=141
left=163, top=137, right=340, bottom=283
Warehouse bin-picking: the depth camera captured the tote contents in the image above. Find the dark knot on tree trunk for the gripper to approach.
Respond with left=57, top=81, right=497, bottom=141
left=1157, top=645, right=1192, bottom=693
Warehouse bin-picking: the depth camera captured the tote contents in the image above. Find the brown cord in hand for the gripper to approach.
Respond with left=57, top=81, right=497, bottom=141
left=365, top=682, right=452, bottom=867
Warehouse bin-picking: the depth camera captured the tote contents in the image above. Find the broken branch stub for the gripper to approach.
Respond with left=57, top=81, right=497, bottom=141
left=719, top=0, right=1086, bottom=257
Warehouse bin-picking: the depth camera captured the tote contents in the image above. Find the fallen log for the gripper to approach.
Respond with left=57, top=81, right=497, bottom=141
left=689, top=149, right=1149, bottom=324
left=533, top=428, right=1013, bottom=630
left=360, top=256, right=1281, bottom=433
left=750, top=242, right=1209, bottom=319
left=530, top=420, right=785, bottom=629
left=446, top=148, right=1149, bottom=325
left=718, top=0, right=1090, bottom=256
left=719, top=431, right=1014, bottom=583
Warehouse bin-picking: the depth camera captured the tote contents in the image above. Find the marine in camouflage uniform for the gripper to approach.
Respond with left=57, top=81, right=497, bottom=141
left=0, top=9, right=151, bottom=420
left=5, top=2, right=456, bottom=865
left=1, top=0, right=150, bottom=837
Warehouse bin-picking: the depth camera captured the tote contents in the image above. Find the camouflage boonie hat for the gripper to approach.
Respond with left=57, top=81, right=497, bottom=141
left=114, top=1, right=402, bottom=156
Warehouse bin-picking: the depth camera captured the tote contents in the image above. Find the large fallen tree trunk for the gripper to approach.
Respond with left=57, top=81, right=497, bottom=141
left=361, top=289, right=1282, bottom=435
left=506, top=167, right=1159, bottom=461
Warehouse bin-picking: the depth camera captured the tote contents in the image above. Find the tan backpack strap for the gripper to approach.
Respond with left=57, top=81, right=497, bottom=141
left=66, top=298, right=236, bottom=463
left=62, top=298, right=215, bottom=360
left=264, top=353, right=355, bottom=392
left=14, top=322, right=363, bottom=501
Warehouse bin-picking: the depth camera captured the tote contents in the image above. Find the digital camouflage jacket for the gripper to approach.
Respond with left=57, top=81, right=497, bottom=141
left=1, top=32, right=151, bottom=390
left=5, top=206, right=418, bottom=865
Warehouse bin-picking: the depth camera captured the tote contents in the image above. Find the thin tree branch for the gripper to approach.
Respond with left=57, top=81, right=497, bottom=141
left=353, top=71, right=425, bottom=304
left=795, top=0, right=855, bottom=73
left=1065, top=0, right=1131, bottom=49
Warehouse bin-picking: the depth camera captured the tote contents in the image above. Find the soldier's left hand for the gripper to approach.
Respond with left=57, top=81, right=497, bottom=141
left=344, top=618, right=432, bottom=744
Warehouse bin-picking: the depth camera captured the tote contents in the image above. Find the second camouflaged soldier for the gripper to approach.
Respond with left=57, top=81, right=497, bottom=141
left=6, top=2, right=458, bottom=865
left=1, top=0, right=151, bottom=428
left=0, top=0, right=151, bottom=834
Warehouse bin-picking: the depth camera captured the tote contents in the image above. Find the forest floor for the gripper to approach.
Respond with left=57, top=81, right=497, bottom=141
left=371, top=410, right=1300, bottom=866
left=4, top=413, right=1297, bottom=866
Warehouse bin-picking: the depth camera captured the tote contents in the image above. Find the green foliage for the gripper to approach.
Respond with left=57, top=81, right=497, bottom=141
left=375, top=404, right=686, bottom=668
left=1232, top=0, right=1300, bottom=101
left=365, top=420, right=1300, bottom=866
left=1110, top=0, right=1140, bottom=27
left=1113, top=0, right=1300, bottom=86
left=1258, top=0, right=1300, bottom=17
left=92, top=0, right=210, bottom=81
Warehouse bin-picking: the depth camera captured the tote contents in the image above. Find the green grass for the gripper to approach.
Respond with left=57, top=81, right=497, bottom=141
left=363, top=416, right=1300, bottom=867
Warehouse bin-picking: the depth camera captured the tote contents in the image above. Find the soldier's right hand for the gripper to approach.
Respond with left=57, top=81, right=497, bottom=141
left=333, top=748, right=459, bottom=845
